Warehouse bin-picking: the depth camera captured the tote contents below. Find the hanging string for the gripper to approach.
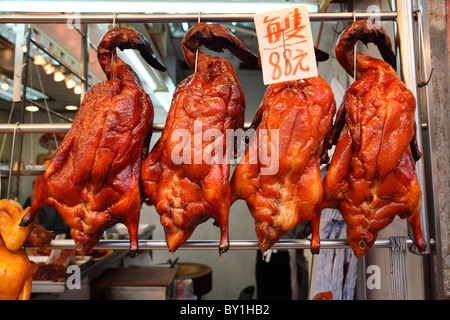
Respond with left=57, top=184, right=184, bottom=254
left=111, top=13, right=118, bottom=80
left=30, top=110, right=34, bottom=165
left=7, top=123, right=19, bottom=200
left=29, top=62, right=34, bottom=167
left=0, top=102, right=17, bottom=162
left=112, top=12, right=117, bottom=28
left=389, top=236, right=408, bottom=300
left=0, top=58, right=26, bottom=199
left=281, top=29, right=289, bottom=88
left=0, top=62, right=26, bottom=162
left=194, top=11, right=202, bottom=73
left=34, top=64, right=59, bottom=149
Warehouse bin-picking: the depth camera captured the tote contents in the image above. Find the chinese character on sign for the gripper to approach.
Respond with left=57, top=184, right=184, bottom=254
left=254, top=5, right=317, bottom=85
left=264, top=8, right=305, bottom=44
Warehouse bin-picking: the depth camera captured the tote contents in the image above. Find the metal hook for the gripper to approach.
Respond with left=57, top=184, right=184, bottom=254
left=281, top=29, right=290, bottom=89
left=110, top=13, right=119, bottom=80
left=418, top=68, right=433, bottom=88
left=112, top=12, right=118, bottom=28
left=194, top=11, right=202, bottom=74
left=416, top=10, right=433, bottom=88
left=352, top=11, right=357, bottom=81
left=75, top=241, right=84, bottom=252
left=358, top=239, right=366, bottom=250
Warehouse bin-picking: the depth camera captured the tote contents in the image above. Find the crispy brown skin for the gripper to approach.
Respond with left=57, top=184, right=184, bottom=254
left=322, top=20, right=426, bottom=257
left=230, top=77, right=336, bottom=254
left=21, top=27, right=165, bottom=257
left=141, top=23, right=258, bottom=254
left=313, top=291, right=333, bottom=300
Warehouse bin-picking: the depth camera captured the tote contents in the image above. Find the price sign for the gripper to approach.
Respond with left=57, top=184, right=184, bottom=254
left=254, top=5, right=317, bottom=85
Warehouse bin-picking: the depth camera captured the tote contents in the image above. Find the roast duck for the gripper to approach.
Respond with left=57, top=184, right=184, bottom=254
left=0, top=199, right=53, bottom=300
left=141, top=23, right=259, bottom=254
left=230, top=49, right=335, bottom=254
left=21, top=27, right=166, bottom=257
left=322, top=20, right=427, bottom=257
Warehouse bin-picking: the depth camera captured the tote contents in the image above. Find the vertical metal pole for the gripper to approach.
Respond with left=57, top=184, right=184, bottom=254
left=414, top=0, right=444, bottom=300
left=80, top=23, right=89, bottom=98
left=15, top=24, right=32, bottom=201
left=395, top=0, right=430, bottom=255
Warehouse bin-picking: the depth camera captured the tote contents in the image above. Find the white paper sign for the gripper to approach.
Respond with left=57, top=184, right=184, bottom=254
left=254, top=5, right=317, bottom=85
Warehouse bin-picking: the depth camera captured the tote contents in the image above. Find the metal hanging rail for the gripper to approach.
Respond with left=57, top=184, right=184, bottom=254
left=26, top=238, right=417, bottom=251
left=0, top=12, right=397, bottom=24
left=0, top=122, right=251, bottom=133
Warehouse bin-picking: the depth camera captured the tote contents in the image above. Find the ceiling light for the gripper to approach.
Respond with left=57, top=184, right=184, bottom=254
left=25, top=105, right=39, bottom=112
left=65, top=105, right=78, bottom=111
left=54, top=67, right=65, bottom=82
left=34, top=53, right=46, bottom=65
left=65, top=75, right=76, bottom=89
left=74, top=83, right=83, bottom=95
left=43, top=61, right=55, bottom=75
left=0, top=83, right=49, bottom=102
left=22, top=44, right=27, bottom=53
left=1, top=80, right=10, bottom=91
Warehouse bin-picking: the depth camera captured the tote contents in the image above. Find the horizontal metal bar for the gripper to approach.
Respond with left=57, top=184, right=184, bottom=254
left=0, top=168, right=45, bottom=176
left=25, top=238, right=414, bottom=250
left=0, top=123, right=72, bottom=133
left=0, top=122, right=253, bottom=133
left=0, top=12, right=397, bottom=24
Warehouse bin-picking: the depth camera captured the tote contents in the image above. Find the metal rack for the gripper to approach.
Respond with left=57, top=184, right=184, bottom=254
left=24, top=238, right=419, bottom=250
left=0, top=1, right=435, bottom=258
left=0, top=12, right=398, bottom=24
